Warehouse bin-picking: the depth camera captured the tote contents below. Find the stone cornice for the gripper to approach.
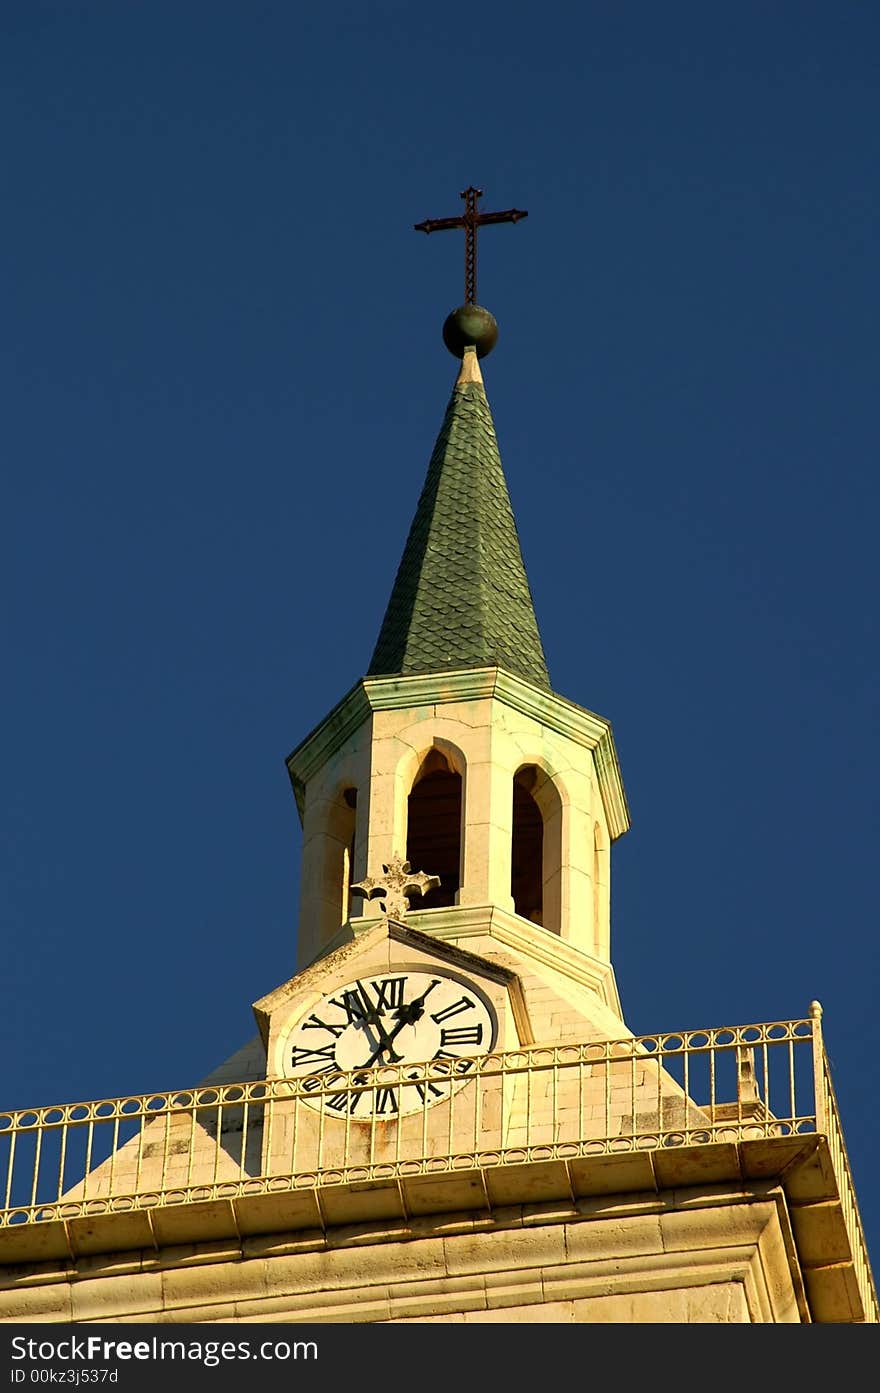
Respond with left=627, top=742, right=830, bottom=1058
left=285, top=680, right=372, bottom=820
left=4, top=1153, right=853, bottom=1323
left=286, top=667, right=630, bottom=839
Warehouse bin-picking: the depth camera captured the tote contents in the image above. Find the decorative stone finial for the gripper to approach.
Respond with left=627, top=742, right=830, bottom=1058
left=351, top=852, right=441, bottom=921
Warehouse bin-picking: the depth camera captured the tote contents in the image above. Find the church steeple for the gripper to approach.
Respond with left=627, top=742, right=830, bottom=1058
left=370, top=188, right=545, bottom=689
left=287, top=190, right=628, bottom=975
left=367, top=344, right=550, bottom=689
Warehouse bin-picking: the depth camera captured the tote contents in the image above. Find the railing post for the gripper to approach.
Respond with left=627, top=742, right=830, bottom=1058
left=810, top=999, right=827, bottom=1134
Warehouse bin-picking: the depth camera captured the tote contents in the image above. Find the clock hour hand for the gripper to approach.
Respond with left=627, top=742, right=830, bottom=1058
left=361, top=979, right=442, bottom=1067
left=348, top=980, right=400, bottom=1059
left=362, top=1020, right=406, bottom=1067
left=392, top=977, right=441, bottom=1026
left=353, top=983, right=406, bottom=1064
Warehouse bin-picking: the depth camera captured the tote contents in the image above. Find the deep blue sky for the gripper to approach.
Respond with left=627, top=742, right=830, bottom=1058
left=3, top=4, right=878, bottom=1272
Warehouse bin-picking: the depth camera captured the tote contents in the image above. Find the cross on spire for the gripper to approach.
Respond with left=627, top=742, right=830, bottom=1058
left=414, top=186, right=528, bottom=305
left=351, top=853, right=441, bottom=921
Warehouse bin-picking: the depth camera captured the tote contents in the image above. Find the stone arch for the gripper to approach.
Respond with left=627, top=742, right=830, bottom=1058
left=396, top=736, right=467, bottom=792
left=404, top=744, right=465, bottom=910
left=512, top=762, right=564, bottom=933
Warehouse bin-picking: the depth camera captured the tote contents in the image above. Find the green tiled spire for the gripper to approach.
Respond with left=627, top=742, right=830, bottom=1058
left=368, top=349, right=550, bottom=689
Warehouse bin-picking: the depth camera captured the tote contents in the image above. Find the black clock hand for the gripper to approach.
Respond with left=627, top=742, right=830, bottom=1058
left=362, top=979, right=443, bottom=1067
left=362, top=1013, right=413, bottom=1067
left=354, top=979, right=383, bottom=1025
left=392, top=978, right=441, bottom=1027
left=353, top=980, right=406, bottom=1064
left=350, top=979, right=400, bottom=1052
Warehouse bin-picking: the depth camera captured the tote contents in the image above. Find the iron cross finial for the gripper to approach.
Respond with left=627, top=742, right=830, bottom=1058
left=414, top=186, right=528, bottom=305
left=351, top=853, right=441, bottom=921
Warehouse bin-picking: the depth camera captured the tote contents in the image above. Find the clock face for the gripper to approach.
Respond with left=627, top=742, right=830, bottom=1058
left=283, top=969, right=497, bottom=1119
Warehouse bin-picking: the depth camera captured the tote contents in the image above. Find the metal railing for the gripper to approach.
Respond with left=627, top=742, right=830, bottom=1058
left=1, top=1007, right=875, bottom=1318
left=809, top=1004, right=876, bottom=1320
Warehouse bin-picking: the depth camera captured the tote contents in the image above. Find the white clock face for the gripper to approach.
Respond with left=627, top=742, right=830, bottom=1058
left=283, top=969, right=497, bottom=1119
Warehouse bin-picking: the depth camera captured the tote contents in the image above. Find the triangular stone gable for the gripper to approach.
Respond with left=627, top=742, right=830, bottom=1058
left=253, top=919, right=533, bottom=1073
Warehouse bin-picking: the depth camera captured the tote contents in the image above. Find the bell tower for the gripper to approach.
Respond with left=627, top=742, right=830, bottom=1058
left=287, top=337, right=628, bottom=994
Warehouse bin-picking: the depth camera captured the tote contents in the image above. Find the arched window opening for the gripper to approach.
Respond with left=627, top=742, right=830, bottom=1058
left=512, top=764, right=563, bottom=933
left=405, top=750, right=462, bottom=909
left=512, top=768, right=544, bottom=925
left=341, top=787, right=358, bottom=918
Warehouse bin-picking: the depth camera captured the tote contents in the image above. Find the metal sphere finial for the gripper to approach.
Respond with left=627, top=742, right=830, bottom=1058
left=442, top=304, right=498, bottom=359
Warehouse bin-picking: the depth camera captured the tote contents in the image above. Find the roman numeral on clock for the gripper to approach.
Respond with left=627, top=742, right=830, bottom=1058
left=290, top=1043, right=338, bottom=1070
left=430, top=996, right=475, bottom=1024
left=301, top=1013, right=346, bottom=1038
left=439, top=1024, right=483, bottom=1047
left=407, top=1071, right=445, bottom=1102
left=327, top=988, right=369, bottom=1023
left=373, top=1086, right=398, bottom=1115
left=301, top=1070, right=343, bottom=1094
left=325, top=1088, right=361, bottom=1114
left=372, top=977, right=406, bottom=1010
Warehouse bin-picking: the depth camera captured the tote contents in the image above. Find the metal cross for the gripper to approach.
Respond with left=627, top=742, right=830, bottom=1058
left=414, top=186, right=528, bottom=306
left=351, top=853, right=441, bottom=921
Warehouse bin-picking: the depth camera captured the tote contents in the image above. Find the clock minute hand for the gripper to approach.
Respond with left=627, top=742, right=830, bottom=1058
left=355, top=983, right=408, bottom=1065
left=362, top=1016, right=408, bottom=1068
left=351, top=979, right=403, bottom=1058
left=362, top=979, right=443, bottom=1067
